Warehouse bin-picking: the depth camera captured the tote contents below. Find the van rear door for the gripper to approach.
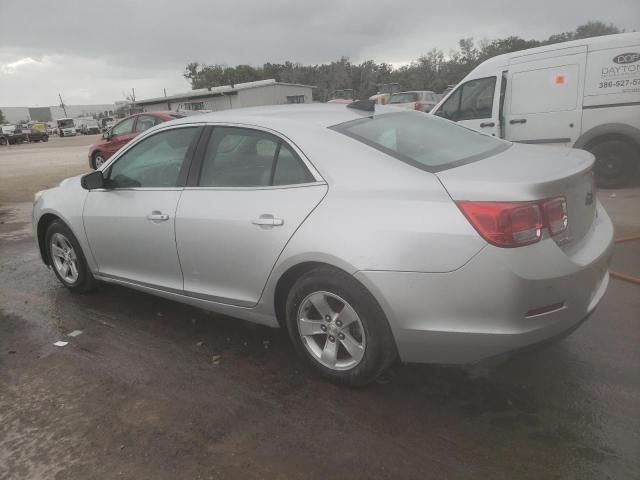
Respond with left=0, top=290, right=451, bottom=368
left=503, top=48, right=587, bottom=146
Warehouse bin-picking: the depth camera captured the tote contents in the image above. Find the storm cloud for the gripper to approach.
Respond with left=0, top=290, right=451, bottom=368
left=1, top=0, right=639, bottom=106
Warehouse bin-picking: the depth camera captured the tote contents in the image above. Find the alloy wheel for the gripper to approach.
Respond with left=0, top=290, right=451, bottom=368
left=297, top=291, right=366, bottom=371
left=94, top=154, right=105, bottom=168
left=50, top=233, right=79, bottom=284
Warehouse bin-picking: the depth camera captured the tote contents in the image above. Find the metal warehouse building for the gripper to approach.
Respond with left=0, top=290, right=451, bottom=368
left=137, top=79, right=314, bottom=113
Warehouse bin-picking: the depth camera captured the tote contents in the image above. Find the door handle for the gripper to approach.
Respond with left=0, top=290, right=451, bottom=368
left=252, top=214, right=284, bottom=227
left=479, top=122, right=495, bottom=128
left=510, top=118, right=527, bottom=125
left=146, top=211, right=170, bottom=222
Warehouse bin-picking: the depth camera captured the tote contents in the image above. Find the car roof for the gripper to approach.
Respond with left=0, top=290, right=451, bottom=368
left=169, top=103, right=370, bottom=129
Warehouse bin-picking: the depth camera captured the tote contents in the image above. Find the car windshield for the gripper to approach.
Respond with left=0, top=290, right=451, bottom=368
left=390, top=92, right=418, bottom=103
left=332, top=110, right=509, bottom=172
left=58, top=119, right=74, bottom=128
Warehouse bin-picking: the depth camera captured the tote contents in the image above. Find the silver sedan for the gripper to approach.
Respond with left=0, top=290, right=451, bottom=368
left=33, top=103, right=614, bottom=385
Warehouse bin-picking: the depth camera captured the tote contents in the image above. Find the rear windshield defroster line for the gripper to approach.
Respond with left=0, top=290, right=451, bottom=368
left=330, top=111, right=511, bottom=173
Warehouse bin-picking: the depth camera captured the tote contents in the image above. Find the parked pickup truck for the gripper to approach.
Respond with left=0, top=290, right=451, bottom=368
left=0, top=125, right=28, bottom=145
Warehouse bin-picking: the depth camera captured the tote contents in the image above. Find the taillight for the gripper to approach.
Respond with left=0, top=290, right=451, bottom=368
left=457, top=202, right=543, bottom=247
left=456, top=196, right=567, bottom=248
left=541, top=197, right=568, bottom=236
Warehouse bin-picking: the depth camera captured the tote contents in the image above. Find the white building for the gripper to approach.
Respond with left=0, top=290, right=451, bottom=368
left=0, top=104, right=116, bottom=123
left=136, top=79, right=314, bottom=113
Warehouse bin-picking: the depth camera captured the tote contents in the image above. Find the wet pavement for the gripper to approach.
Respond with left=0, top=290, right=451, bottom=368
left=1, top=138, right=639, bottom=479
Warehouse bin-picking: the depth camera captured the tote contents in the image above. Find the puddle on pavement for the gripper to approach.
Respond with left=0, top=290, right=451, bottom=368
left=0, top=202, right=33, bottom=240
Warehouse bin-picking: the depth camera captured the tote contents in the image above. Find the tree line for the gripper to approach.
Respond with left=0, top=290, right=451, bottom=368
left=185, top=21, right=621, bottom=102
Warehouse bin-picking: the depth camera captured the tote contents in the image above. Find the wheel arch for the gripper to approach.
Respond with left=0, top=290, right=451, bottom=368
left=274, top=261, right=337, bottom=328
left=37, top=213, right=63, bottom=266
left=272, top=259, right=382, bottom=329
left=575, top=123, right=640, bottom=151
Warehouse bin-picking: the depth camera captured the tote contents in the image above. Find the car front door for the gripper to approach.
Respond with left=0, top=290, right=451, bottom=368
left=175, top=126, right=327, bottom=307
left=104, top=117, right=137, bottom=157
left=433, top=76, right=500, bottom=137
left=83, top=125, right=201, bottom=290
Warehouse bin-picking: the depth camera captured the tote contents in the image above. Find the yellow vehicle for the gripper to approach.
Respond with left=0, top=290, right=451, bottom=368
left=31, top=122, right=47, bottom=133
left=27, top=122, right=50, bottom=142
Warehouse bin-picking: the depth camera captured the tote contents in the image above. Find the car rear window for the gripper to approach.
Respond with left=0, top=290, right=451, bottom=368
left=331, top=111, right=509, bottom=172
left=390, top=92, right=418, bottom=103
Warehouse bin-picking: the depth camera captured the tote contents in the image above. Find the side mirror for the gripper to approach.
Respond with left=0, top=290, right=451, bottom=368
left=81, top=171, right=105, bottom=190
left=102, top=130, right=110, bottom=140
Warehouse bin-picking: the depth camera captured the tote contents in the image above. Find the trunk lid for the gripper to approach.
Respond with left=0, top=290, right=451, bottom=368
left=436, top=144, right=596, bottom=248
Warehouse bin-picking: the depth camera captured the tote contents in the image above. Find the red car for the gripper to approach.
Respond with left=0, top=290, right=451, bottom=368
left=88, top=112, right=187, bottom=169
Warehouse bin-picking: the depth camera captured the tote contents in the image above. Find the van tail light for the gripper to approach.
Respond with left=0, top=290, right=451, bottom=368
left=456, top=197, right=567, bottom=248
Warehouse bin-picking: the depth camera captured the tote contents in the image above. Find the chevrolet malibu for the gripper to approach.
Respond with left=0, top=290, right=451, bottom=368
left=33, top=103, right=614, bottom=386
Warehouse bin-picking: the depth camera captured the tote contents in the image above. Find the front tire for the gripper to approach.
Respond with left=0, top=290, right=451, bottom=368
left=285, top=267, right=397, bottom=386
left=92, top=152, right=106, bottom=169
left=45, top=220, right=98, bottom=293
left=588, top=138, right=638, bottom=188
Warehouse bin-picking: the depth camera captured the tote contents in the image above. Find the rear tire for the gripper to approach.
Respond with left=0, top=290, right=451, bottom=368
left=285, top=266, right=397, bottom=386
left=588, top=138, right=638, bottom=188
left=45, top=220, right=98, bottom=293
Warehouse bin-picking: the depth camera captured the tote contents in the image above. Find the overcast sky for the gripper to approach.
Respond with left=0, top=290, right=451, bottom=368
left=1, top=0, right=639, bottom=107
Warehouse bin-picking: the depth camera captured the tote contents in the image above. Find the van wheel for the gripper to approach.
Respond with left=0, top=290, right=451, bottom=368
left=285, top=267, right=397, bottom=386
left=589, top=138, right=638, bottom=188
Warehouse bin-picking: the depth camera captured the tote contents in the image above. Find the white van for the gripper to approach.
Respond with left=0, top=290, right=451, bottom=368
left=431, top=32, right=640, bottom=187
left=56, top=118, right=77, bottom=137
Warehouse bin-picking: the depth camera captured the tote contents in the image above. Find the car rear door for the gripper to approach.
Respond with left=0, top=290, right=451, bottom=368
left=83, top=125, right=201, bottom=290
left=175, top=125, right=327, bottom=307
left=503, top=48, right=587, bottom=146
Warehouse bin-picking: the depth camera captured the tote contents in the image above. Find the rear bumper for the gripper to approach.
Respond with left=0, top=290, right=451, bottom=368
left=355, top=201, right=614, bottom=364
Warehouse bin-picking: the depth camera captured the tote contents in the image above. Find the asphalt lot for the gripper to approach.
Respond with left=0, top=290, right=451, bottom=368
left=1, top=136, right=639, bottom=479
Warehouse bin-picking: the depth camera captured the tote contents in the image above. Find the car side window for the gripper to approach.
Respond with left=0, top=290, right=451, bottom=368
left=199, top=127, right=313, bottom=187
left=435, top=77, right=496, bottom=121
left=437, top=88, right=462, bottom=120
left=272, top=144, right=315, bottom=185
left=135, top=115, right=160, bottom=133
left=458, top=77, right=496, bottom=120
left=107, top=127, right=197, bottom=188
left=111, top=117, right=135, bottom=137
